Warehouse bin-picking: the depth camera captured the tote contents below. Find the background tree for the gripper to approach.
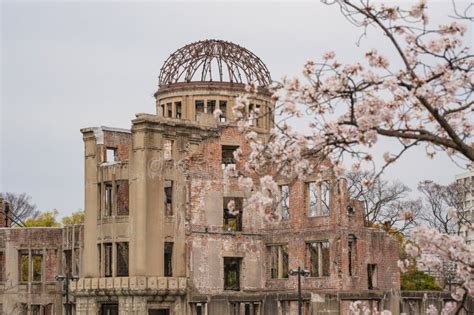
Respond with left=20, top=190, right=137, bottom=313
left=24, top=210, right=61, bottom=227
left=61, top=210, right=85, bottom=225
left=346, top=170, right=420, bottom=231
left=418, top=180, right=459, bottom=234
left=0, top=192, right=39, bottom=224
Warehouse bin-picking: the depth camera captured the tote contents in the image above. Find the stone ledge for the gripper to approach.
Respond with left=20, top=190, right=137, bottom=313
left=71, top=276, right=187, bottom=296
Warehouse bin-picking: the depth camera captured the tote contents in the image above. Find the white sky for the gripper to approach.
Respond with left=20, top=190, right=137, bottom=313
left=1, top=0, right=472, bottom=218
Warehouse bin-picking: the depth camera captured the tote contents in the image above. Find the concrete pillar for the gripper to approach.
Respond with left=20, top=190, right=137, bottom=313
left=130, top=125, right=163, bottom=276
left=82, top=130, right=100, bottom=277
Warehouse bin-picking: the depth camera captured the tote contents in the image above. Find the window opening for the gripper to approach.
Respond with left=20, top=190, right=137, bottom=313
left=104, top=243, right=113, bottom=277
left=223, top=197, right=243, bottom=232
left=164, top=181, right=173, bottom=216
left=116, top=242, right=129, bottom=277
left=219, top=100, right=227, bottom=122
left=175, top=101, right=182, bottom=118
left=279, top=185, right=290, bottom=220
left=164, top=242, right=173, bottom=277
left=224, top=257, right=241, bottom=290
left=306, top=241, right=330, bottom=277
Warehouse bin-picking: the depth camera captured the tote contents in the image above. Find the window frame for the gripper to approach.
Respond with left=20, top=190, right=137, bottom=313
left=279, top=185, right=290, bottom=220
left=305, top=240, right=330, bottom=277
left=267, top=244, right=289, bottom=279
left=305, top=180, right=330, bottom=217
left=223, top=257, right=242, bottom=291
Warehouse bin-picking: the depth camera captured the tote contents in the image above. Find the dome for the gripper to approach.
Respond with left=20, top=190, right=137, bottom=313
left=158, top=39, right=272, bottom=88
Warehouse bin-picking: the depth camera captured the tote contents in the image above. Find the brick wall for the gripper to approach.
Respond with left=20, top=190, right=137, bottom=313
left=187, top=125, right=400, bottom=295
left=99, top=130, right=132, bottom=162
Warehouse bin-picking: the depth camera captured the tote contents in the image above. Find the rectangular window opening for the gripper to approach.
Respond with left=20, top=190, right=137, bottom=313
left=148, top=310, right=170, bottom=315
left=98, top=184, right=102, bottom=219
left=106, top=148, right=117, bottom=163
left=207, top=100, right=216, bottom=114
left=164, top=180, right=173, bottom=216
left=279, top=185, right=290, bottom=220
left=97, top=244, right=102, bottom=276
left=101, top=304, right=119, bottom=315
left=255, top=105, right=262, bottom=128
left=248, top=103, right=255, bottom=126
left=175, top=101, right=182, bottom=119
left=160, top=104, right=165, bottom=116
left=307, top=182, right=318, bottom=217
left=321, top=181, right=330, bottom=216
left=31, top=250, right=42, bottom=282
left=219, top=100, right=227, bottom=122
left=116, top=180, right=130, bottom=216
left=19, top=250, right=29, bottom=282
left=104, top=243, right=113, bottom=277
left=166, top=102, right=172, bottom=118
left=348, top=235, right=356, bottom=276
left=245, top=302, right=261, bottom=315
left=164, top=242, right=173, bottom=277
left=223, top=197, right=243, bottom=232
left=74, top=248, right=80, bottom=276
left=31, top=305, right=41, bottom=315
left=221, top=145, right=238, bottom=169
left=64, top=249, right=73, bottom=275
left=163, top=139, right=174, bottom=160
left=368, top=264, right=377, bottom=290
left=193, top=303, right=205, bottom=315
left=116, top=242, right=129, bottom=277
left=44, top=304, right=54, bottom=315
left=268, top=245, right=289, bottom=279
left=224, top=257, right=241, bottom=291
left=306, top=181, right=330, bottom=217
left=104, top=183, right=113, bottom=217
left=195, top=100, right=205, bottom=120
left=306, top=241, right=330, bottom=277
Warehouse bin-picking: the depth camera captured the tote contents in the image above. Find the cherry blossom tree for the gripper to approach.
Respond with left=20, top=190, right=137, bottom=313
left=229, top=0, right=473, bottom=313
left=236, top=0, right=473, bottom=181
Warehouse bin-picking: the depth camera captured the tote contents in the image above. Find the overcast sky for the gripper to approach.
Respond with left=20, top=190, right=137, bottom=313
left=1, top=0, right=472, bottom=219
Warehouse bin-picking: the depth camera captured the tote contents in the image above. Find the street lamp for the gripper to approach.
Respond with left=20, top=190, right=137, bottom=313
left=56, top=273, right=80, bottom=315
left=289, top=267, right=310, bottom=315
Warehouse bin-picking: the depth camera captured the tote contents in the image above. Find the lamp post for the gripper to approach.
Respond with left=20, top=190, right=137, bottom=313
left=289, top=267, right=310, bottom=315
left=56, top=273, right=79, bottom=315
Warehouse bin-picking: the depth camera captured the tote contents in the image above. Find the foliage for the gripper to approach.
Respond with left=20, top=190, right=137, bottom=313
left=24, top=210, right=61, bottom=227
left=0, top=192, right=39, bottom=225
left=61, top=210, right=85, bottom=225
left=401, top=270, right=441, bottom=291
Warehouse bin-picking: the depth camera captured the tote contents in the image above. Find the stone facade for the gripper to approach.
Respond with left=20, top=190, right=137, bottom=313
left=2, top=40, right=466, bottom=315
left=72, top=40, right=405, bottom=315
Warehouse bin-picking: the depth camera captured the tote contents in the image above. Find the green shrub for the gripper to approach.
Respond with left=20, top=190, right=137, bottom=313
left=401, top=271, right=441, bottom=291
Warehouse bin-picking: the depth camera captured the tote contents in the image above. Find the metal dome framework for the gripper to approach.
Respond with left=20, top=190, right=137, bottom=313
left=159, top=40, right=272, bottom=87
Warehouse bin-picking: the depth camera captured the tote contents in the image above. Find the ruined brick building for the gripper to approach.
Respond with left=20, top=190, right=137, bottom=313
left=1, top=40, right=467, bottom=315
left=71, top=40, right=404, bottom=315
left=0, top=196, right=84, bottom=314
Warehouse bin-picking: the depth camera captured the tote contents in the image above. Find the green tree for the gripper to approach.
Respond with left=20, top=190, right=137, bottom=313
left=24, top=210, right=60, bottom=227
left=61, top=210, right=85, bottom=225
left=401, top=271, right=441, bottom=291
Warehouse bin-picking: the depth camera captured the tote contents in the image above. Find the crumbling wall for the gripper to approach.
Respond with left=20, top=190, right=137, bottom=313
left=0, top=228, right=64, bottom=315
left=98, top=128, right=132, bottom=163
left=189, top=234, right=265, bottom=294
left=186, top=125, right=400, bottom=297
